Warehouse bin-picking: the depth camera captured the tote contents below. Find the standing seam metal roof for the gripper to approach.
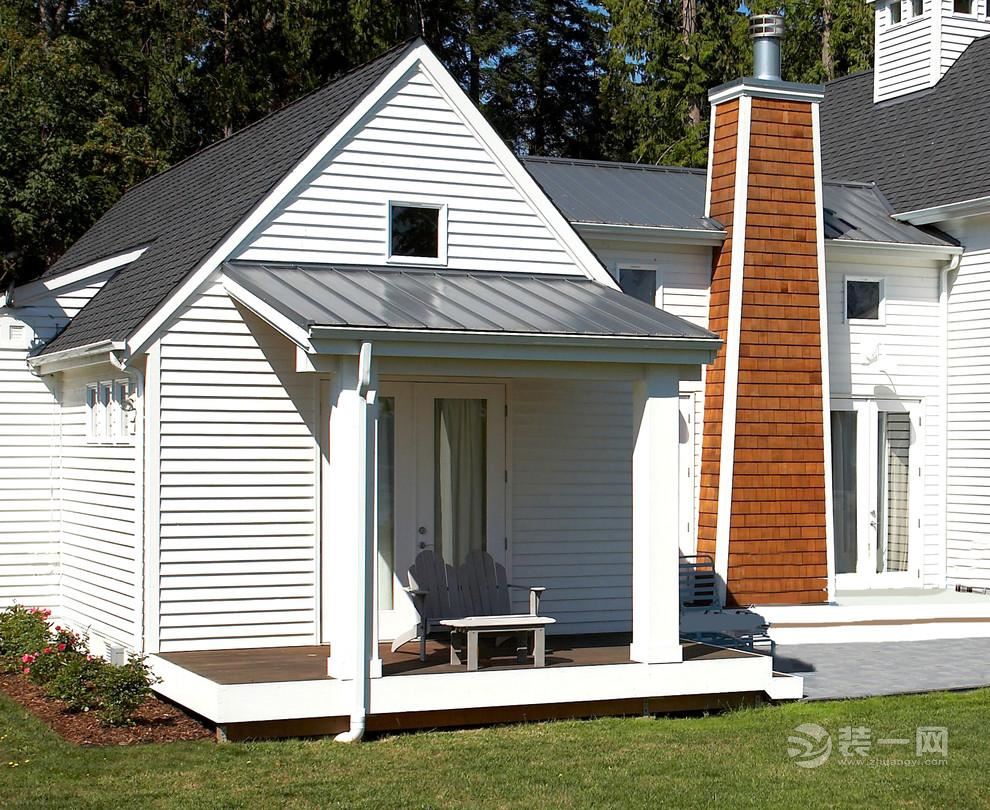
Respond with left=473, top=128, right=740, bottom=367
left=223, top=262, right=718, bottom=340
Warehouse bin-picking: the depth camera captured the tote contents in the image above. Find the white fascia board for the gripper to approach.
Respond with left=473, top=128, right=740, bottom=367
left=12, top=248, right=147, bottom=304
left=221, top=274, right=313, bottom=351
left=414, top=48, right=617, bottom=289
left=825, top=239, right=963, bottom=260
left=27, top=340, right=126, bottom=375
left=708, top=79, right=824, bottom=106
left=125, top=45, right=430, bottom=358
left=894, top=194, right=990, bottom=226
left=308, top=326, right=721, bottom=365
left=574, top=222, right=726, bottom=246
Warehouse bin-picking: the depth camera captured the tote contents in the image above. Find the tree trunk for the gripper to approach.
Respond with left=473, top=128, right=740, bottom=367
left=822, top=0, right=836, bottom=81
left=681, top=0, right=701, bottom=127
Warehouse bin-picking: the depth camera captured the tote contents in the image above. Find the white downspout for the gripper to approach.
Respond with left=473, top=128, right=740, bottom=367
left=335, top=341, right=375, bottom=743
left=109, top=351, right=146, bottom=652
left=940, top=252, right=961, bottom=590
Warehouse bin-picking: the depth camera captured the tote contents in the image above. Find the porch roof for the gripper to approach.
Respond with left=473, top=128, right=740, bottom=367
left=222, top=262, right=718, bottom=344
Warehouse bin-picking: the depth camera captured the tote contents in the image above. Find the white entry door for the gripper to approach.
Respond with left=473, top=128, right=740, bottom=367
left=831, top=399, right=922, bottom=589
left=376, top=382, right=506, bottom=640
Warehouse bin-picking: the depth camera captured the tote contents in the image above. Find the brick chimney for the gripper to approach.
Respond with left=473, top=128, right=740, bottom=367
left=697, top=14, right=831, bottom=606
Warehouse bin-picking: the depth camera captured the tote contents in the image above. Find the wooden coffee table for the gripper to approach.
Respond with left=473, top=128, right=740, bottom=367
left=439, top=615, right=557, bottom=671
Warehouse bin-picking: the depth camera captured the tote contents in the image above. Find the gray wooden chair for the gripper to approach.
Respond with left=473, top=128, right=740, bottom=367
left=679, top=554, right=775, bottom=654
left=391, top=549, right=547, bottom=662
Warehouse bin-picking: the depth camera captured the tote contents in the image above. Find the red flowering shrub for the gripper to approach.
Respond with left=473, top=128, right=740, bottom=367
left=0, top=605, right=50, bottom=669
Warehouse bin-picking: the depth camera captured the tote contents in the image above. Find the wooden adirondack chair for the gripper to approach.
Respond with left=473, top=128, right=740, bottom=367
left=679, top=554, right=775, bottom=654
left=391, top=549, right=547, bottom=662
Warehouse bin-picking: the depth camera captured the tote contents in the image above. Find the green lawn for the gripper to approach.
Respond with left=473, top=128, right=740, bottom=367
left=0, top=689, right=987, bottom=808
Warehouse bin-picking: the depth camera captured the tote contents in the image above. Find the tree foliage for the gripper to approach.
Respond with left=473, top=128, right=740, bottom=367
left=0, top=0, right=875, bottom=286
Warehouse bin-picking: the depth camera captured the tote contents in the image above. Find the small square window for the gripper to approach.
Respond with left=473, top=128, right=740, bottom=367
left=618, top=267, right=657, bottom=306
left=911, top=0, right=923, bottom=16
left=890, top=0, right=902, bottom=24
left=390, top=203, right=442, bottom=260
left=953, top=0, right=974, bottom=13
left=846, top=279, right=884, bottom=322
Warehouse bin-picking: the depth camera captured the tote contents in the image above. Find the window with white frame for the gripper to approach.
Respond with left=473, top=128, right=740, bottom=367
left=86, top=379, right=135, bottom=443
left=617, top=265, right=660, bottom=307
left=953, top=0, right=974, bottom=15
left=845, top=277, right=885, bottom=324
left=890, top=0, right=902, bottom=24
left=388, top=201, right=447, bottom=264
left=910, top=0, right=924, bottom=17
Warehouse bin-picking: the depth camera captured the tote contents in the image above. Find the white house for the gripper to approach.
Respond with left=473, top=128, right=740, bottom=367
left=2, top=7, right=990, bottom=738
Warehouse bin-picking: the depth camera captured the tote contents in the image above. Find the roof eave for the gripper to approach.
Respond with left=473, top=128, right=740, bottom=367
left=573, top=222, right=726, bottom=245
left=825, top=239, right=963, bottom=258
left=28, top=340, right=127, bottom=375
left=894, top=194, right=990, bottom=226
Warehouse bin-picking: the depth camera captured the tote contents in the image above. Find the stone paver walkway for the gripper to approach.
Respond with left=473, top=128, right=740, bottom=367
left=773, top=638, right=990, bottom=700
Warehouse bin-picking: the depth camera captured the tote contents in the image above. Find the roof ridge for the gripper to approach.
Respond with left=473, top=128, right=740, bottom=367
left=522, top=155, right=706, bottom=175
left=121, top=37, right=421, bottom=198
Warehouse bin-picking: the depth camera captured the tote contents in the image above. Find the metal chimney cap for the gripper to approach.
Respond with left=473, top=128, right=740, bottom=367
left=750, top=13, right=785, bottom=40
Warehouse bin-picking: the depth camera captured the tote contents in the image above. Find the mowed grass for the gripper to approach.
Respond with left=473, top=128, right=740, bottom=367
left=1, top=689, right=988, bottom=808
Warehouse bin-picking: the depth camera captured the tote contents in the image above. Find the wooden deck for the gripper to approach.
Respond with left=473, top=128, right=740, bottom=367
left=160, top=634, right=748, bottom=686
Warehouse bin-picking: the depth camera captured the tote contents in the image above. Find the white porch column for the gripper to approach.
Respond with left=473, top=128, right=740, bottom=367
left=326, top=351, right=381, bottom=684
left=630, top=365, right=683, bottom=664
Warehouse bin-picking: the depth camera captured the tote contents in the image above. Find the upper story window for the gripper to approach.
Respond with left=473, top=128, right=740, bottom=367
left=845, top=277, right=885, bottom=324
left=911, top=0, right=924, bottom=17
left=388, top=201, right=447, bottom=265
left=86, top=379, right=136, bottom=444
left=890, top=0, right=902, bottom=24
left=617, top=266, right=659, bottom=307
left=953, top=0, right=975, bottom=14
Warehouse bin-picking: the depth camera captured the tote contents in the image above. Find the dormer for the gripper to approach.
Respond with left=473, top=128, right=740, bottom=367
left=873, top=0, right=990, bottom=101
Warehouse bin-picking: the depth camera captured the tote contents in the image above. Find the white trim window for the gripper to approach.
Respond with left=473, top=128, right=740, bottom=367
left=616, top=264, right=661, bottom=307
left=889, top=0, right=902, bottom=25
left=387, top=200, right=448, bottom=266
left=910, top=0, right=924, bottom=17
left=86, top=378, right=135, bottom=443
left=845, top=276, right=885, bottom=325
left=952, top=0, right=975, bottom=16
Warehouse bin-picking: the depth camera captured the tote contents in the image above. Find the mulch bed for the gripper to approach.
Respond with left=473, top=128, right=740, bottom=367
left=0, top=671, right=214, bottom=746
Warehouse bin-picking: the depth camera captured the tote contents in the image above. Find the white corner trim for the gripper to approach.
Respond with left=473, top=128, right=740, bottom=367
left=930, top=2, right=943, bottom=87
left=895, top=194, right=990, bottom=225
left=714, top=94, right=752, bottom=594
left=12, top=248, right=147, bottom=305
left=573, top=222, right=725, bottom=245
left=221, top=274, right=313, bottom=351
left=414, top=49, right=616, bottom=289
left=125, top=45, right=429, bottom=358
left=813, top=103, right=836, bottom=602
left=704, top=110, right=717, bottom=218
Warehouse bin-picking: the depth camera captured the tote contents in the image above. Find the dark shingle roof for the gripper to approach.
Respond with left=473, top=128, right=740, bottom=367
left=523, top=155, right=953, bottom=247
left=224, top=262, right=718, bottom=341
left=522, top=156, right=722, bottom=231
left=821, top=35, right=990, bottom=215
left=40, top=38, right=419, bottom=355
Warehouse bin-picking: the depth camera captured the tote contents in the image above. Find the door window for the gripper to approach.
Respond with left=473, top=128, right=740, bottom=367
left=831, top=410, right=858, bottom=575
left=434, top=399, right=487, bottom=566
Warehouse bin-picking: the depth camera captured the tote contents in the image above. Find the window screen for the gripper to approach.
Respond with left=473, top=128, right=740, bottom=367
left=618, top=267, right=657, bottom=306
left=846, top=280, right=882, bottom=321
left=390, top=205, right=440, bottom=258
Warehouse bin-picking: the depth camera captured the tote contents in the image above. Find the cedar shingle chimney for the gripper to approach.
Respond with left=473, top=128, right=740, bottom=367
left=697, top=15, right=831, bottom=606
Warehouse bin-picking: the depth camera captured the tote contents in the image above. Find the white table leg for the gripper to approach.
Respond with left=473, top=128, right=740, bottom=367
left=534, top=627, right=546, bottom=668
left=467, top=630, right=479, bottom=671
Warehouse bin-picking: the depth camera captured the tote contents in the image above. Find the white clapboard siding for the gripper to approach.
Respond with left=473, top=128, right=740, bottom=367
left=0, top=273, right=113, bottom=611
left=874, top=4, right=935, bottom=101
left=826, top=251, right=945, bottom=586
left=940, top=0, right=990, bottom=73
left=58, top=364, right=139, bottom=648
left=945, top=216, right=990, bottom=586
left=157, top=280, right=318, bottom=652
left=233, top=65, right=583, bottom=276
left=509, top=379, right=636, bottom=633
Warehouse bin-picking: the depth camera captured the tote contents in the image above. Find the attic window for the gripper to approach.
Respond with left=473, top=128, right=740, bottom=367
left=890, top=0, right=902, bottom=24
left=388, top=202, right=447, bottom=264
left=618, top=266, right=659, bottom=306
left=846, top=278, right=885, bottom=324
left=953, top=0, right=974, bottom=13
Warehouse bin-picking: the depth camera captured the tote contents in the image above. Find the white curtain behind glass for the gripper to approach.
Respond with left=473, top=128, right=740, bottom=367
left=435, top=399, right=487, bottom=565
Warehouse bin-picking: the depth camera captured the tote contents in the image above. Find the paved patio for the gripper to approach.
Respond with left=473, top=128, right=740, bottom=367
left=773, top=637, right=990, bottom=699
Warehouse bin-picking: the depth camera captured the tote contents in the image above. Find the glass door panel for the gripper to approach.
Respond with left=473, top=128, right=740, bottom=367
left=878, top=412, right=911, bottom=574
left=831, top=410, right=858, bottom=576
left=434, top=398, right=487, bottom=566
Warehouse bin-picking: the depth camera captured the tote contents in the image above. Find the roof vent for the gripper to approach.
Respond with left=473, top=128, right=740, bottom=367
left=750, top=13, right=785, bottom=82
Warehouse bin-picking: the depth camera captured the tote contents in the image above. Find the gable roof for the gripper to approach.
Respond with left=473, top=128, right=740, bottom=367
left=523, top=155, right=954, bottom=248
left=821, top=35, right=990, bottom=216
left=40, top=39, right=420, bottom=355
left=224, top=262, right=717, bottom=341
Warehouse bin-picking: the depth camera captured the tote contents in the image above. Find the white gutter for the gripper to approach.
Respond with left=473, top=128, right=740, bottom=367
left=825, top=239, right=964, bottom=258
left=27, top=340, right=127, bottom=376
left=335, top=341, right=375, bottom=743
left=109, top=351, right=147, bottom=652
left=573, top=221, right=726, bottom=246
left=895, top=194, right=990, bottom=226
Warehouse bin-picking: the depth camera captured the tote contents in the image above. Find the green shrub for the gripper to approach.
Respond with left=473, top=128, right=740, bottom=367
left=0, top=606, right=51, bottom=669
left=96, top=655, right=160, bottom=726
left=45, top=653, right=104, bottom=712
